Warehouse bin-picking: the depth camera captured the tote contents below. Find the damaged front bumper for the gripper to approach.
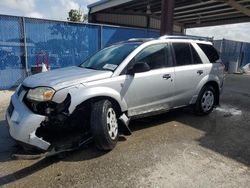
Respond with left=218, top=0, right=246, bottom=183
left=6, top=92, right=51, bottom=151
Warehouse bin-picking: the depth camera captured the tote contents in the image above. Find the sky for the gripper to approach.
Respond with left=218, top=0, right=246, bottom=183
left=0, top=0, right=99, bottom=20
left=186, top=23, right=250, bottom=42
left=0, top=0, right=250, bottom=42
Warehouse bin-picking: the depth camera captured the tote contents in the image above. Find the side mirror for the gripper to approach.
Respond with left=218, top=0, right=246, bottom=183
left=128, top=62, right=150, bottom=75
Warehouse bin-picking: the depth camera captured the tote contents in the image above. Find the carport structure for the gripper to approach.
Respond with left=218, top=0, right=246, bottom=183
left=88, top=0, right=250, bottom=34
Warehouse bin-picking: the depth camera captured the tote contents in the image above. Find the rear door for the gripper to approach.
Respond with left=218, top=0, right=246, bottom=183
left=197, top=43, right=224, bottom=85
left=172, top=42, right=207, bottom=107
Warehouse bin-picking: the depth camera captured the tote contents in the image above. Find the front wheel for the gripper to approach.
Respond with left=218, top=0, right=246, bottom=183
left=194, top=85, right=216, bottom=115
left=91, top=100, right=119, bottom=151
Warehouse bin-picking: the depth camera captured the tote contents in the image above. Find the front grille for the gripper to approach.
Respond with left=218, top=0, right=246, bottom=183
left=8, top=101, right=14, bottom=117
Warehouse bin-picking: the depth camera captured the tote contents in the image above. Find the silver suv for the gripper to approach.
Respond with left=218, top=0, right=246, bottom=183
left=6, top=36, right=224, bottom=152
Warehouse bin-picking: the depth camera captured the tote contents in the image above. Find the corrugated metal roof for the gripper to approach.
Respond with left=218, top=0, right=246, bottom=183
left=88, top=0, right=250, bottom=28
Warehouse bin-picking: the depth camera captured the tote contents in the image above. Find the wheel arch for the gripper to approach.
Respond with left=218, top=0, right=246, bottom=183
left=68, top=86, right=127, bottom=115
left=191, top=75, right=221, bottom=105
left=77, top=96, right=123, bottom=116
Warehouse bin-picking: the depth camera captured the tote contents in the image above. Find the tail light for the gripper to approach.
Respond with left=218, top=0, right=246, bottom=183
left=219, top=62, right=226, bottom=78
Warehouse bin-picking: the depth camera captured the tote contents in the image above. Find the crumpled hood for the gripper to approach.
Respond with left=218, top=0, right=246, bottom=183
left=23, top=66, right=113, bottom=90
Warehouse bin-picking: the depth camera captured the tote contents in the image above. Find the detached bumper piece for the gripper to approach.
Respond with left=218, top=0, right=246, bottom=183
left=12, top=135, right=93, bottom=160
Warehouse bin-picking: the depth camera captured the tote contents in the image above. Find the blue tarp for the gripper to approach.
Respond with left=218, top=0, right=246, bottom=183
left=25, top=19, right=100, bottom=69
left=0, top=15, right=159, bottom=89
left=241, top=43, right=250, bottom=68
left=1, top=15, right=250, bottom=89
left=102, top=26, right=159, bottom=47
left=214, top=39, right=250, bottom=70
left=0, top=15, right=25, bottom=89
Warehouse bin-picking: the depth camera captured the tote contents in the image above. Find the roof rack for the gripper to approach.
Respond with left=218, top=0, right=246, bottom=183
left=109, top=38, right=154, bottom=46
left=159, top=35, right=213, bottom=41
left=128, top=38, right=155, bottom=42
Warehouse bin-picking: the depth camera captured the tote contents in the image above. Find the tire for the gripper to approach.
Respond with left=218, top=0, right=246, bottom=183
left=194, top=85, right=216, bottom=115
left=91, top=100, right=119, bottom=151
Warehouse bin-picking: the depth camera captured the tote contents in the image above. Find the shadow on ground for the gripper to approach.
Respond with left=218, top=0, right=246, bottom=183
left=0, top=75, right=249, bottom=186
left=1, top=103, right=249, bottom=186
left=0, top=143, right=108, bottom=186
left=0, top=120, right=16, bottom=163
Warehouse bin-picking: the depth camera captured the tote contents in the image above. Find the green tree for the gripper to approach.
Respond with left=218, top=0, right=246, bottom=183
left=83, top=14, right=88, bottom=23
left=67, top=9, right=83, bottom=22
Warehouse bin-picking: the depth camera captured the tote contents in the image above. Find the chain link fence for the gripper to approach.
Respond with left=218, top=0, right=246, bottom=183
left=0, top=15, right=160, bottom=90
left=0, top=15, right=26, bottom=89
left=1, top=15, right=250, bottom=89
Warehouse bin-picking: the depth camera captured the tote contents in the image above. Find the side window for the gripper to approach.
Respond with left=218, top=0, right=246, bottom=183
left=133, top=44, right=168, bottom=70
left=197, top=43, right=219, bottom=63
left=190, top=44, right=203, bottom=64
left=172, top=43, right=192, bottom=66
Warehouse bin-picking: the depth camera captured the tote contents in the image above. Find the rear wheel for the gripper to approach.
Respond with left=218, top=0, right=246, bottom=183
left=91, top=100, right=119, bottom=151
left=195, top=85, right=216, bottom=115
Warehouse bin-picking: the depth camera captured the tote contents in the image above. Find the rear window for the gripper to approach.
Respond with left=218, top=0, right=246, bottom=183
left=197, top=43, right=219, bottom=63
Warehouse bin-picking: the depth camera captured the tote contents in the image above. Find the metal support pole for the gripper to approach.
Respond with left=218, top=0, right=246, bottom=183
left=22, top=17, right=29, bottom=76
left=146, top=15, right=150, bottom=37
left=146, top=15, right=150, bottom=29
left=160, top=0, right=175, bottom=36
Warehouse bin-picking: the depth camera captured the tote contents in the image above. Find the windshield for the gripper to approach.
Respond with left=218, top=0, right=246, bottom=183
left=80, top=43, right=140, bottom=71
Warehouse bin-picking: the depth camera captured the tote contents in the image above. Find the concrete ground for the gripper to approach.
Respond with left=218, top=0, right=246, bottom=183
left=0, top=74, right=249, bottom=188
left=0, top=90, right=13, bottom=114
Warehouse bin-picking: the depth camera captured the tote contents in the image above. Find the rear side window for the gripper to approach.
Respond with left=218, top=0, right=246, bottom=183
left=190, top=45, right=202, bottom=64
left=172, top=43, right=192, bottom=66
left=197, top=43, right=219, bottom=63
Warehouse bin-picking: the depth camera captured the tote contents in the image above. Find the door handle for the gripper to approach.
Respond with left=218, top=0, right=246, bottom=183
left=163, top=74, right=171, bottom=80
left=197, top=70, right=204, bottom=75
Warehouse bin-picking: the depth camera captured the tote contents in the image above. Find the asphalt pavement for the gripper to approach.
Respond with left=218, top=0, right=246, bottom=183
left=0, top=74, right=249, bottom=188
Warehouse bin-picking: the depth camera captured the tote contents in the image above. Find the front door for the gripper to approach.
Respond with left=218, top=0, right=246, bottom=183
left=122, top=43, right=175, bottom=117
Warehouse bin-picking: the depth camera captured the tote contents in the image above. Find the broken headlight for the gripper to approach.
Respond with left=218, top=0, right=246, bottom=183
left=26, top=87, right=55, bottom=102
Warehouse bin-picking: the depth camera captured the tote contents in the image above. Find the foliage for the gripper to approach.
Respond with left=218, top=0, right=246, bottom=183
left=67, top=9, right=88, bottom=23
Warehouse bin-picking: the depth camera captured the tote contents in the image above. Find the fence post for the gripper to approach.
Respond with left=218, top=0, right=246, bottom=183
left=22, top=17, right=29, bottom=76
left=100, top=25, right=103, bottom=49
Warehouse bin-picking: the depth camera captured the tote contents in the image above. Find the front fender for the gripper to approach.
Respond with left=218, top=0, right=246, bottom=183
left=55, top=86, right=128, bottom=114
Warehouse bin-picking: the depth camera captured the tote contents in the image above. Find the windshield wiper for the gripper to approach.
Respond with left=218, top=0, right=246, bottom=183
left=82, top=66, right=97, bottom=70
